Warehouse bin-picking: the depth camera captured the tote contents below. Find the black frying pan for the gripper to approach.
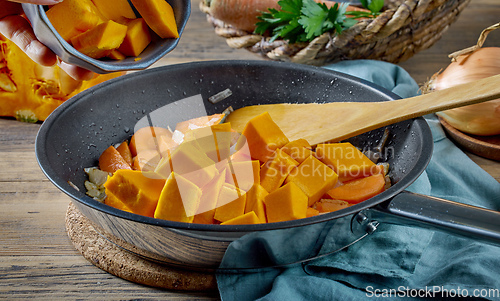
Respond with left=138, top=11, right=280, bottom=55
left=35, top=60, right=500, bottom=271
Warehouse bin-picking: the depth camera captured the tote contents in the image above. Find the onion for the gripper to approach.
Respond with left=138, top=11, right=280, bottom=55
left=423, top=23, right=500, bottom=136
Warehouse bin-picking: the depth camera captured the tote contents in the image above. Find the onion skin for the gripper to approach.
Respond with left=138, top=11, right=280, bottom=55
left=436, top=101, right=500, bottom=136
left=426, top=47, right=500, bottom=136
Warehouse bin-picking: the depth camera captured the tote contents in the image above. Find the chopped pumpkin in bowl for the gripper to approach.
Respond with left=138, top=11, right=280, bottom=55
left=21, top=0, right=190, bottom=73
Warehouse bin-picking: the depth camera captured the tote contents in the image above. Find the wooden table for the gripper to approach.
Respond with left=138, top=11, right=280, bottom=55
left=1, top=0, right=499, bottom=298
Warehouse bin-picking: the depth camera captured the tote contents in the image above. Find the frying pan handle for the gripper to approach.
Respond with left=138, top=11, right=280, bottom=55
left=366, top=191, right=500, bottom=246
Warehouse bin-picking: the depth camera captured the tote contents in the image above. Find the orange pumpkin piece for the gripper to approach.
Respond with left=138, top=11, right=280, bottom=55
left=226, top=160, right=260, bottom=192
left=285, top=155, right=338, bottom=206
left=45, top=0, right=103, bottom=42
left=159, top=140, right=217, bottom=188
left=174, top=114, right=226, bottom=134
left=326, top=174, right=386, bottom=204
left=154, top=172, right=202, bottom=223
left=281, top=139, right=314, bottom=164
left=133, top=149, right=162, bottom=172
left=70, top=20, right=128, bottom=59
left=107, top=49, right=126, bottom=60
left=214, top=184, right=246, bottom=223
left=116, top=140, right=133, bottom=167
left=238, top=112, right=289, bottom=162
left=315, top=199, right=350, bottom=213
left=99, top=145, right=132, bottom=173
left=157, top=134, right=178, bottom=158
left=264, top=182, right=308, bottom=223
left=184, top=122, right=232, bottom=163
left=118, top=18, right=152, bottom=57
left=103, top=169, right=166, bottom=217
left=92, top=0, right=137, bottom=22
left=193, top=171, right=226, bottom=224
left=130, top=0, right=179, bottom=38
left=229, top=144, right=252, bottom=163
left=306, top=207, right=320, bottom=218
left=104, top=192, right=133, bottom=213
left=221, top=211, right=261, bottom=225
left=244, top=184, right=268, bottom=223
left=129, top=126, right=172, bottom=157
left=260, top=148, right=299, bottom=193
left=315, top=142, right=378, bottom=182
left=212, top=123, right=234, bottom=162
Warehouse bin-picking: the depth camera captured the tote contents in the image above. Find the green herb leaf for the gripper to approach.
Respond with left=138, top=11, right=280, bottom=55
left=298, top=0, right=330, bottom=40
left=360, top=0, right=384, bottom=13
left=255, top=0, right=373, bottom=43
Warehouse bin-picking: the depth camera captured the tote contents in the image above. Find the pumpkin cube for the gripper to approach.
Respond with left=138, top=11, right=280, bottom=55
left=326, top=173, right=386, bottom=204
left=264, top=182, right=308, bottom=223
left=157, top=134, right=178, bottom=158
left=99, top=145, right=132, bottom=173
left=91, top=0, right=137, bottom=22
left=238, top=112, right=289, bottom=162
left=116, top=140, right=133, bottom=167
left=154, top=172, right=202, bottom=222
left=212, top=124, right=234, bottom=161
left=134, top=149, right=162, bottom=172
left=214, top=184, right=246, bottom=223
left=315, top=142, right=377, bottom=182
left=157, top=140, right=217, bottom=187
left=230, top=143, right=252, bottom=163
left=130, top=0, right=179, bottom=38
left=226, top=159, right=260, bottom=192
left=221, top=211, right=261, bottom=225
left=192, top=171, right=226, bottom=224
left=183, top=122, right=232, bottom=163
left=103, top=169, right=166, bottom=217
left=260, top=148, right=299, bottom=193
left=46, top=0, right=103, bottom=42
left=104, top=192, right=132, bottom=213
left=71, top=20, right=128, bottom=59
left=244, top=184, right=268, bottom=223
left=107, top=49, right=126, bottom=60
left=315, top=199, right=350, bottom=213
left=174, top=114, right=225, bottom=135
left=118, top=18, right=151, bottom=57
left=285, top=155, right=338, bottom=206
left=129, top=126, right=172, bottom=157
left=281, top=139, right=314, bottom=164
left=306, top=207, right=320, bottom=218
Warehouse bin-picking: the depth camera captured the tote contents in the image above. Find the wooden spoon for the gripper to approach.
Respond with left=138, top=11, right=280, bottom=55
left=226, top=74, right=500, bottom=145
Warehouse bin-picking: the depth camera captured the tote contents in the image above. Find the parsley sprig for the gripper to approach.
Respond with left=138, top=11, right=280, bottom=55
left=255, top=0, right=383, bottom=43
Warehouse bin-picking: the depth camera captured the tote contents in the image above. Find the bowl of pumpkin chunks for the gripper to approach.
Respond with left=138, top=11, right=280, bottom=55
left=85, top=109, right=391, bottom=226
left=22, top=0, right=190, bottom=73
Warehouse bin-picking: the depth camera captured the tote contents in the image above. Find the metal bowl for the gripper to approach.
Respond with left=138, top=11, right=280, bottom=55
left=22, top=1, right=190, bottom=74
left=36, top=60, right=436, bottom=271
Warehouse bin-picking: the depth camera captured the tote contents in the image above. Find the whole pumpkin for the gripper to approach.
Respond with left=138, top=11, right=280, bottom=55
left=0, top=33, right=124, bottom=122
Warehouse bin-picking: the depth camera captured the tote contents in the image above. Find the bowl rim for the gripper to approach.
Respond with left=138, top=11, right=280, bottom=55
left=35, top=60, right=433, bottom=233
left=23, top=1, right=191, bottom=73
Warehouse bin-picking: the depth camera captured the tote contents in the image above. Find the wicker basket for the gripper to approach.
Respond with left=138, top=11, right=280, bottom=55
left=200, top=0, right=471, bottom=65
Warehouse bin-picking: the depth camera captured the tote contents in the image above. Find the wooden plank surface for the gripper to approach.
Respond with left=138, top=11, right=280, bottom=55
left=1, top=0, right=499, bottom=299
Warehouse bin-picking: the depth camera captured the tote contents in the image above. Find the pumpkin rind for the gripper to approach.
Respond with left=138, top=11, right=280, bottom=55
left=0, top=34, right=123, bottom=122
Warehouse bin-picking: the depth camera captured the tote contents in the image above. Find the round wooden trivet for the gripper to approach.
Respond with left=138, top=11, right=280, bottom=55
left=65, top=202, right=218, bottom=291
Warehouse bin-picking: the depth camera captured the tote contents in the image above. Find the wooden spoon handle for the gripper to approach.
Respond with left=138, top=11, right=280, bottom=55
left=323, top=73, right=500, bottom=142
left=378, top=73, right=500, bottom=122
left=227, top=74, right=500, bottom=145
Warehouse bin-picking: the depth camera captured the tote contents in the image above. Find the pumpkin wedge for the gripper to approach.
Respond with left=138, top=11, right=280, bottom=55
left=71, top=20, right=128, bottom=59
left=130, top=0, right=179, bottom=38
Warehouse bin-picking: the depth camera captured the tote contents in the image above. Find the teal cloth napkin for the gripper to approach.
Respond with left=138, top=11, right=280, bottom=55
left=216, top=60, right=500, bottom=301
